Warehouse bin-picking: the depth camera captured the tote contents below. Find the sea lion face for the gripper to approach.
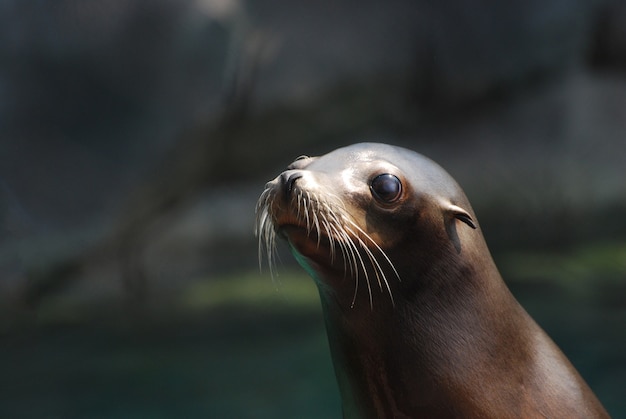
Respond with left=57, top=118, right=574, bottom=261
left=256, top=142, right=476, bottom=308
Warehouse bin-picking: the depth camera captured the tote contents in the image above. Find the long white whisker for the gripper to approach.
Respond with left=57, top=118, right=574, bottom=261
left=350, top=222, right=401, bottom=282
left=303, top=192, right=311, bottom=234
left=255, top=210, right=268, bottom=270
left=346, top=221, right=400, bottom=307
left=327, top=213, right=356, bottom=277
left=341, top=227, right=372, bottom=309
left=345, top=226, right=387, bottom=296
left=325, top=221, right=348, bottom=273
left=325, top=212, right=363, bottom=307
left=312, top=202, right=321, bottom=248
left=320, top=215, right=337, bottom=263
left=296, top=192, right=302, bottom=221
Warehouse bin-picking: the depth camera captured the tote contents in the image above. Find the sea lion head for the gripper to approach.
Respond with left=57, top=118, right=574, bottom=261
left=255, top=142, right=479, bottom=310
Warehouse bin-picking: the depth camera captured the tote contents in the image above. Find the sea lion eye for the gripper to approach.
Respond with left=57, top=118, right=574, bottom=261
left=370, top=174, right=402, bottom=203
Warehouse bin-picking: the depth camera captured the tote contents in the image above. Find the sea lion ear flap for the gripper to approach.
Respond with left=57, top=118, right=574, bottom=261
left=448, top=204, right=477, bottom=229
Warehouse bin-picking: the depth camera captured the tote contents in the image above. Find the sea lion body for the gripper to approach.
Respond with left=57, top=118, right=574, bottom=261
left=255, top=143, right=608, bottom=418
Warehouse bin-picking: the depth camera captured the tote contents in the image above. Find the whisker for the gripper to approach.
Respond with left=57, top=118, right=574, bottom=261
left=327, top=212, right=357, bottom=278
left=321, top=209, right=365, bottom=309
left=341, top=227, right=372, bottom=309
left=344, top=225, right=389, bottom=305
left=303, top=192, right=311, bottom=235
left=349, top=221, right=401, bottom=283
left=320, top=215, right=337, bottom=263
left=255, top=188, right=280, bottom=283
left=346, top=221, right=400, bottom=307
left=312, top=203, right=321, bottom=249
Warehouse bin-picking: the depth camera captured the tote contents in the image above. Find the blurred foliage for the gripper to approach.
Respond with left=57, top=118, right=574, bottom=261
left=180, top=270, right=319, bottom=310
left=500, top=241, right=626, bottom=286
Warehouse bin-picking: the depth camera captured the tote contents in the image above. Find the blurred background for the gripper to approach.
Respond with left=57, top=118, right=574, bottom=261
left=1, top=0, right=625, bottom=417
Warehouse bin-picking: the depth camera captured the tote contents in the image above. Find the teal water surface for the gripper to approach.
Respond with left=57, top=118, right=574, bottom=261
left=0, top=276, right=624, bottom=418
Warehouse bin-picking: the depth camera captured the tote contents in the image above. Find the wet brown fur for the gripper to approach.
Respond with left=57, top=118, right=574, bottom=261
left=256, top=143, right=608, bottom=419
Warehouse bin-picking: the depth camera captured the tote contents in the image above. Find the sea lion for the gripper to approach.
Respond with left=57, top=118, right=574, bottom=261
left=255, top=143, right=608, bottom=418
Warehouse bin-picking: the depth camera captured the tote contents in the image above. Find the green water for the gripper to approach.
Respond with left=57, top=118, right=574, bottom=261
left=1, top=247, right=625, bottom=418
left=0, top=309, right=339, bottom=419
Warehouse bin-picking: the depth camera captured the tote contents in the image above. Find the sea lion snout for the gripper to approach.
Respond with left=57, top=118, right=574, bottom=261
left=280, top=171, right=303, bottom=196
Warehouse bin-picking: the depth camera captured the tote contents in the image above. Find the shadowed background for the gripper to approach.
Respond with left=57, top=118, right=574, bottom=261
left=1, top=0, right=625, bottom=417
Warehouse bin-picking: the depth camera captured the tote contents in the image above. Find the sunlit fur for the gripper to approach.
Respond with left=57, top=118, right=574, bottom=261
left=255, top=184, right=400, bottom=309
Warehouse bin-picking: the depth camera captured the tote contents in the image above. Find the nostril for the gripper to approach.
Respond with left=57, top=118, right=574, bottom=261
left=282, top=172, right=303, bottom=195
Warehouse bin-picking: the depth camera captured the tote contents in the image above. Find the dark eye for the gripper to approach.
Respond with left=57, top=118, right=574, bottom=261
left=370, top=174, right=402, bottom=203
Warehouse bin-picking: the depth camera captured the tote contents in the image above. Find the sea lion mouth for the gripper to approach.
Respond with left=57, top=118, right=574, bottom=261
left=269, top=199, right=345, bottom=265
left=254, top=179, right=401, bottom=309
left=277, top=223, right=327, bottom=241
left=272, top=212, right=334, bottom=251
left=277, top=223, right=335, bottom=259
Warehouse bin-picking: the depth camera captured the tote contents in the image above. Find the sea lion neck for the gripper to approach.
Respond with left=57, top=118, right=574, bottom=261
left=317, top=263, right=531, bottom=419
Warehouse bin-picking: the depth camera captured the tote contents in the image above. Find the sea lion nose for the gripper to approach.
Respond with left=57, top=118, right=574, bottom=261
left=281, top=170, right=303, bottom=196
